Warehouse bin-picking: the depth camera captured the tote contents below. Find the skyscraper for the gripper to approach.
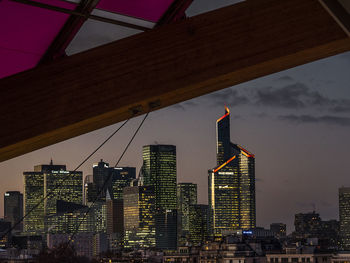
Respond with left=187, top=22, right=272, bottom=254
left=83, top=175, right=94, bottom=205
left=339, top=187, right=350, bottom=250
left=123, top=185, right=156, bottom=249
left=44, top=169, right=83, bottom=217
left=142, top=145, right=177, bottom=210
left=23, top=161, right=83, bottom=234
left=92, top=160, right=136, bottom=201
left=142, top=144, right=177, bottom=249
left=189, top=204, right=209, bottom=245
left=209, top=107, right=256, bottom=237
left=177, top=183, right=197, bottom=245
left=4, top=191, right=23, bottom=231
left=93, top=160, right=110, bottom=201
left=110, top=167, right=136, bottom=200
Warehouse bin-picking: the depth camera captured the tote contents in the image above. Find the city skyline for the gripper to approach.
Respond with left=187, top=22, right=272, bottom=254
left=0, top=1, right=349, bottom=234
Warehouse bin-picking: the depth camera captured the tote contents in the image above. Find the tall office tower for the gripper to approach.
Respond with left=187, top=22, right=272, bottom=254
left=93, top=160, right=136, bottom=201
left=93, top=159, right=110, bottom=200
left=177, top=183, right=197, bottom=244
left=83, top=175, right=93, bottom=205
left=189, top=204, right=209, bottom=245
left=106, top=196, right=124, bottom=247
left=209, top=107, right=256, bottom=237
left=155, top=209, right=178, bottom=250
left=23, top=161, right=83, bottom=234
left=339, top=187, right=350, bottom=250
left=142, top=145, right=177, bottom=249
left=142, top=145, right=177, bottom=210
left=270, top=223, right=287, bottom=238
left=123, top=185, right=156, bottom=249
left=110, top=167, right=136, bottom=200
left=4, top=191, right=23, bottom=231
left=294, top=211, right=321, bottom=238
left=44, top=169, right=83, bottom=217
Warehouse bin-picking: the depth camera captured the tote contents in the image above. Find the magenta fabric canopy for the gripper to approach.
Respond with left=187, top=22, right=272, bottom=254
left=0, top=0, right=190, bottom=79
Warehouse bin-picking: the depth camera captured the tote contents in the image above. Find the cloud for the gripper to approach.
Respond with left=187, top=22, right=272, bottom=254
left=279, top=115, right=350, bottom=126
left=254, top=83, right=328, bottom=108
left=205, top=89, right=250, bottom=107
left=253, top=82, right=350, bottom=112
left=276, top=76, right=294, bottom=82
left=331, top=100, right=350, bottom=113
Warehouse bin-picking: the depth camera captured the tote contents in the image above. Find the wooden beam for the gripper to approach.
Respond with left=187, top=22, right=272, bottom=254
left=0, top=0, right=349, bottom=162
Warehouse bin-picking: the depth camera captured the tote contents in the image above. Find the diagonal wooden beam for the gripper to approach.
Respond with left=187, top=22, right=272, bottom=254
left=0, top=0, right=349, bottom=162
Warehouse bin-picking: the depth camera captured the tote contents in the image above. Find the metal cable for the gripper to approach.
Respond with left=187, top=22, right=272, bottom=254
left=0, top=118, right=130, bottom=241
left=66, top=112, right=149, bottom=248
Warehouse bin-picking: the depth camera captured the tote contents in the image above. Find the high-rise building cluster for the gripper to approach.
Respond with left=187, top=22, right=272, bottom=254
left=0, top=107, right=348, bottom=262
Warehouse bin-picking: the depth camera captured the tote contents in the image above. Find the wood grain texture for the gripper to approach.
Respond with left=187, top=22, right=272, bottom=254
left=0, top=0, right=349, bottom=162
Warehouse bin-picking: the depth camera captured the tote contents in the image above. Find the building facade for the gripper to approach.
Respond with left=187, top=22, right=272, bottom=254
left=189, top=204, right=209, bottom=245
left=177, top=183, right=197, bottom=245
left=23, top=161, right=83, bottom=234
left=270, top=223, right=287, bottom=238
left=4, top=191, right=23, bottom=231
left=123, top=185, right=156, bottom=249
left=209, top=107, right=256, bottom=237
left=339, top=187, right=350, bottom=250
left=142, top=144, right=178, bottom=249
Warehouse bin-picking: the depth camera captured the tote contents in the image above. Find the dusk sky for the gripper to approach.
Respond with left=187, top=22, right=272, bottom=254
left=1, top=0, right=350, bottom=233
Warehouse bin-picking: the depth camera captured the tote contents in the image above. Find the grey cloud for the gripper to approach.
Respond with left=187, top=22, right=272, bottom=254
left=254, top=83, right=326, bottom=108
left=331, top=100, right=350, bottom=113
left=205, top=89, right=250, bottom=107
left=254, top=83, right=350, bottom=112
left=276, top=76, right=294, bottom=82
left=279, top=115, right=350, bottom=127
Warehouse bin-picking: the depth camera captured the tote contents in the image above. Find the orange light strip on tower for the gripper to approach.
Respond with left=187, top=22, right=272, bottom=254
left=213, top=155, right=236, bottom=173
left=238, top=145, right=255, bottom=158
left=216, top=106, right=230, bottom=122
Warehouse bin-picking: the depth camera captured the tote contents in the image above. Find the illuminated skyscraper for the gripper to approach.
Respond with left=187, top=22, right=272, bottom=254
left=189, top=204, right=209, bottom=244
left=177, top=183, right=197, bottom=245
left=44, top=170, right=83, bottom=217
left=209, top=107, right=255, bottom=237
left=92, top=160, right=136, bottom=201
left=123, top=185, right=156, bottom=248
left=83, top=175, right=94, bottom=205
left=23, top=161, right=83, bottom=234
left=4, top=191, right=23, bottom=231
left=110, top=167, right=136, bottom=200
left=142, top=144, right=177, bottom=249
left=142, top=145, right=177, bottom=210
left=339, top=187, right=350, bottom=250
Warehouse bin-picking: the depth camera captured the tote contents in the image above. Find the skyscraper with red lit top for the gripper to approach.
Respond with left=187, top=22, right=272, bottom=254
left=209, top=106, right=256, bottom=237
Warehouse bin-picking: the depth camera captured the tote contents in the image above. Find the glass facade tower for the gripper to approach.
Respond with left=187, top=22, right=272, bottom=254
left=177, top=183, right=197, bottom=244
left=142, top=145, right=177, bottom=210
left=23, top=161, right=83, bottom=234
left=123, top=185, right=156, bottom=248
left=339, top=187, right=350, bottom=250
left=4, top=191, right=23, bottom=231
left=209, top=107, right=256, bottom=237
left=142, top=145, right=177, bottom=249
